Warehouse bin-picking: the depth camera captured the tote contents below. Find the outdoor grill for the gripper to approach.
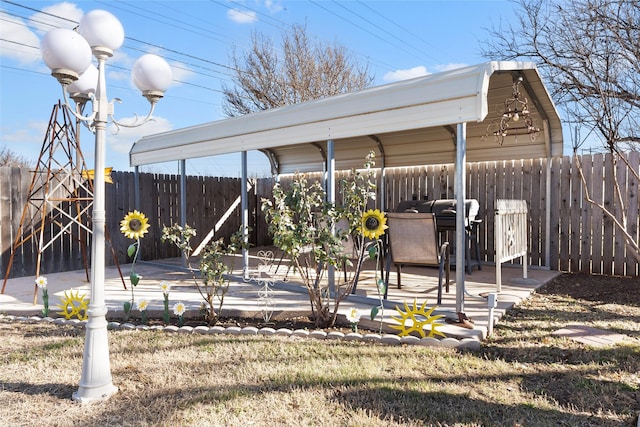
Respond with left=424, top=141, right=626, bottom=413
left=396, top=199, right=480, bottom=230
left=395, top=198, right=482, bottom=272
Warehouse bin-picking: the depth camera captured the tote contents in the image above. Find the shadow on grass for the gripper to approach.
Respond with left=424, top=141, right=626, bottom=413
left=67, top=371, right=638, bottom=427
left=333, top=386, right=635, bottom=427
left=1, top=382, right=77, bottom=399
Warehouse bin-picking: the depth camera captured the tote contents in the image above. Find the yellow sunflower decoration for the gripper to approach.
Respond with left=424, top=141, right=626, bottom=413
left=390, top=299, right=446, bottom=339
left=56, top=290, right=89, bottom=321
left=120, top=210, right=150, bottom=240
left=359, top=209, right=388, bottom=239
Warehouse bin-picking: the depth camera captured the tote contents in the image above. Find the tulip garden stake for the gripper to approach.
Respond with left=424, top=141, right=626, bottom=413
left=160, top=281, right=171, bottom=325
left=346, top=307, right=361, bottom=333
left=35, top=276, right=49, bottom=317
left=120, top=210, right=150, bottom=320
left=173, top=301, right=186, bottom=326
left=136, top=299, right=149, bottom=324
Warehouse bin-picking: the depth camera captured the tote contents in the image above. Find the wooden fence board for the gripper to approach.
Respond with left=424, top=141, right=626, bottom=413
left=591, top=154, right=604, bottom=274
left=614, top=154, right=627, bottom=275
left=580, top=154, right=593, bottom=273
left=626, top=152, right=639, bottom=275
left=484, top=161, right=497, bottom=263
left=548, top=157, right=561, bottom=270
left=602, top=153, right=615, bottom=275
left=568, top=156, right=581, bottom=272
left=479, top=161, right=490, bottom=262
left=558, top=157, right=571, bottom=271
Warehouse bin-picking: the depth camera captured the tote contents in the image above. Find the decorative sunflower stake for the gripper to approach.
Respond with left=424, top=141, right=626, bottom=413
left=390, top=299, right=446, bottom=339
left=359, top=209, right=388, bottom=240
left=56, top=290, right=89, bottom=321
left=120, top=210, right=150, bottom=320
left=357, top=208, right=390, bottom=332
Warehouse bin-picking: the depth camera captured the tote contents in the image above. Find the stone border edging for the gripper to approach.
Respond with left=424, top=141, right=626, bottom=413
left=0, top=314, right=481, bottom=350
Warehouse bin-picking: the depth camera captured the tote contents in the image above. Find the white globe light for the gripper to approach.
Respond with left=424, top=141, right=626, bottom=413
left=67, top=64, right=98, bottom=96
left=40, top=28, right=92, bottom=76
left=132, top=54, right=173, bottom=93
left=79, top=10, right=124, bottom=52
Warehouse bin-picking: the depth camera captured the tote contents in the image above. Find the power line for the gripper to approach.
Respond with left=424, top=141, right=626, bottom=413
left=330, top=0, right=432, bottom=62
left=1, top=0, right=77, bottom=24
left=304, top=0, right=408, bottom=73
left=356, top=0, right=447, bottom=63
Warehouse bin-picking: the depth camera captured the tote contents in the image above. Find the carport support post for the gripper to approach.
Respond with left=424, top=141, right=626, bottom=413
left=241, top=151, right=249, bottom=280
left=455, top=123, right=466, bottom=314
left=179, top=159, right=188, bottom=268
left=179, top=160, right=187, bottom=227
left=327, top=139, right=336, bottom=295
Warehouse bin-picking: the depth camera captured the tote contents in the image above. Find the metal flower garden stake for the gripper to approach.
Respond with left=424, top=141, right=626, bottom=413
left=35, top=276, right=49, bottom=317
left=120, top=210, right=150, bottom=319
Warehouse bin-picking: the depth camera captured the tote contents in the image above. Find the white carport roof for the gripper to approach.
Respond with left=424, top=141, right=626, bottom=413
left=130, top=61, right=563, bottom=173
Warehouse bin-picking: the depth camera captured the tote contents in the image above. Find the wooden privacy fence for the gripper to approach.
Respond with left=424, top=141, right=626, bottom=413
left=1, top=152, right=638, bottom=279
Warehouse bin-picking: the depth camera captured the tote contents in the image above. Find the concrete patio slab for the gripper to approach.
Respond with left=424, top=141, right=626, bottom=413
left=1, top=247, right=561, bottom=343
left=552, top=324, right=633, bottom=347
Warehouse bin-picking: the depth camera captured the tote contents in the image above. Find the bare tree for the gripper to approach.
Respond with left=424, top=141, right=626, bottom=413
left=0, top=146, right=32, bottom=168
left=223, top=24, right=373, bottom=116
left=483, top=0, right=640, bottom=266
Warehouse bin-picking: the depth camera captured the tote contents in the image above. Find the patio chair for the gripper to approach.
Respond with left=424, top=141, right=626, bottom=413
left=385, top=212, right=450, bottom=304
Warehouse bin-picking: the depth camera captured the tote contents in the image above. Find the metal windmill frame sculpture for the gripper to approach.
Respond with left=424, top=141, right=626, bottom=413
left=1, top=101, right=125, bottom=303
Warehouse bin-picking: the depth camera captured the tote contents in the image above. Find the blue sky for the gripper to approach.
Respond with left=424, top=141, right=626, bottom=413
left=1, top=0, right=520, bottom=177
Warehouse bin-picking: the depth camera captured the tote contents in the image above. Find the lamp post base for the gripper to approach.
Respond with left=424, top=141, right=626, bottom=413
left=72, top=384, right=118, bottom=404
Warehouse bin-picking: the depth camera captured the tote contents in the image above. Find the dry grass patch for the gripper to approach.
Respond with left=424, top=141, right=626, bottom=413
left=1, top=273, right=639, bottom=426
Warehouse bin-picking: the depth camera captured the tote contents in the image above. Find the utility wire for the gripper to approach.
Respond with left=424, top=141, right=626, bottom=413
left=356, top=0, right=448, bottom=63
left=330, top=0, right=431, bottom=62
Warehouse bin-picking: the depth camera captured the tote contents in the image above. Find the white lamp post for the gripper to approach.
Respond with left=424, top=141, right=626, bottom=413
left=40, top=9, right=172, bottom=403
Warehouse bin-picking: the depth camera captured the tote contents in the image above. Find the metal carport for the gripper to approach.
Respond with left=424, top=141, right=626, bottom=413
left=130, top=61, right=564, bottom=313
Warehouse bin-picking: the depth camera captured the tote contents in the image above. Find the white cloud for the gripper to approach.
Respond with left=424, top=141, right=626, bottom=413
left=0, top=3, right=84, bottom=65
left=107, top=116, right=173, bottom=158
left=383, top=66, right=429, bottom=82
left=383, top=63, right=471, bottom=83
left=432, top=63, right=468, bottom=73
left=227, top=9, right=257, bottom=24
left=0, top=15, right=41, bottom=64
left=264, top=0, right=283, bottom=14
left=29, top=2, right=84, bottom=33
left=168, top=62, right=194, bottom=85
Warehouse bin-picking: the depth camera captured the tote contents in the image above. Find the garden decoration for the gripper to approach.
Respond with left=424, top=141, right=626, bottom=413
left=56, top=290, right=89, bottom=321
left=161, top=224, right=246, bottom=325
left=356, top=208, right=389, bottom=333
left=35, top=276, right=49, bottom=317
left=359, top=209, right=388, bottom=239
left=173, top=302, right=186, bottom=327
left=346, top=307, right=361, bottom=333
left=160, top=281, right=171, bottom=325
left=136, top=299, right=149, bottom=324
left=250, top=250, right=276, bottom=323
left=370, top=271, right=388, bottom=334
left=262, top=152, right=382, bottom=328
left=390, top=299, right=446, bottom=339
left=120, top=210, right=150, bottom=320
